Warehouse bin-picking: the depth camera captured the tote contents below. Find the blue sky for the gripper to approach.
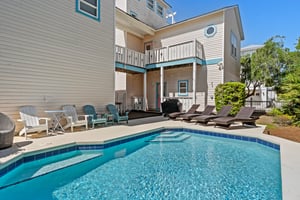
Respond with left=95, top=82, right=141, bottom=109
left=166, top=0, right=300, bottom=50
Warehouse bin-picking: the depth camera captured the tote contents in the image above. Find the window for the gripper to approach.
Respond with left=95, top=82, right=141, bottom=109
left=147, top=0, right=154, bottom=10
left=231, top=31, right=237, bottom=58
left=204, top=25, right=217, bottom=38
left=156, top=3, right=164, bottom=17
left=130, top=11, right=138, bottom=18
left=178, top=80, right=188, bottom=96
left=76, top=0, right=100, bottom=21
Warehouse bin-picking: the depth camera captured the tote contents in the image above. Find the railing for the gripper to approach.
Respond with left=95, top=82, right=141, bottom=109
left=115, top=45, right=145, bottom=68
left=245, top=100, right=284, bottom=110
left=245, top=101, right=271, bottom=110
left=115, top=39, right=203, bottom=68
left=145, top=40, right=203, bottom=64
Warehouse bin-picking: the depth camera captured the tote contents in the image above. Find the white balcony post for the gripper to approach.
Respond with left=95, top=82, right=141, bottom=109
left=166, top=46, right=169, bottom=61
left=192, top=60, right=197, bottom=104
left=194, top=39, right=197, bottom=57
left=160, top=67, right=164, bottom=111
left=143, top=72, right=147, bottom=111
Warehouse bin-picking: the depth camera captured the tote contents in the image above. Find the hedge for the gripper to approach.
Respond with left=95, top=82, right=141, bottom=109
left=215, top=82, right=246, bottom=115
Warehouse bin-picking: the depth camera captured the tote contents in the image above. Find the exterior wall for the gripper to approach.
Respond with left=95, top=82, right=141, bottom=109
left=0, top=0, right=115, bottom=131
left=115, top=6, right=243, bottom=111
left=223, top=8, right=242, bottom=82
left=127, top=33, right=144, bottom=52
left=126, top=73, right=144, bottom=109
left=146, top=12, right=224, bottom=61
left=206, top=64, right=223, bottom=105
left=116, top=0, right=127, bottom=11
left=115, top=72, right=126, bottom=90
left=116, top=28, right=126, bottom=46
left=127, top=0, right=169, bottom=29
left=144, top=12, right=225, bottom=109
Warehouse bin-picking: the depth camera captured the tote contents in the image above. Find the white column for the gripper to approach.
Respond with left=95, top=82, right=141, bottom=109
left=143, top=72, right=147, bottom=111
left=192, top=60, right=197, bottom=104
left=160, top=67, right=164, bottom=111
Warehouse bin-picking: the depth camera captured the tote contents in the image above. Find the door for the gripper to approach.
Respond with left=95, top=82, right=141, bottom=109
left=144, top=41, right=153, bottom=63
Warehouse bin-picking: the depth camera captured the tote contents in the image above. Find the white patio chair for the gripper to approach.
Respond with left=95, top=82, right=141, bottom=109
left=62, top=105, right=88, bottom=132
left=18, top=105, right=49, bottom=139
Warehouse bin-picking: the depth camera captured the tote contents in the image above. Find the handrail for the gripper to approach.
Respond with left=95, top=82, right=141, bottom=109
left=115, top=39, right=203, bottom=67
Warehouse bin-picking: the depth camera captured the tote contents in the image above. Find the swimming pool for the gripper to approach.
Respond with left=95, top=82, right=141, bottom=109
left=0, top=128, right=282, bottom=199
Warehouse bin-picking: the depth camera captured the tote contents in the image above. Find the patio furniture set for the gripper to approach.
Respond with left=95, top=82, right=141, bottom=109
left=17, top=104, right=128, bottom=139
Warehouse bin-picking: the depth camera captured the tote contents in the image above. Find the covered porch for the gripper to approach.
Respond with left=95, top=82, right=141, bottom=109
left=115, top=39, right=205, bottom=112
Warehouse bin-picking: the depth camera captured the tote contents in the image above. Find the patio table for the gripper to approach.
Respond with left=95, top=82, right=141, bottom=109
left=45, top=110, right=66, bottom=133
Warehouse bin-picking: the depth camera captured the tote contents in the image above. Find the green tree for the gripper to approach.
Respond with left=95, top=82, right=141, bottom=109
left=279, top=37, right=300, bottom=125
left=240, top=36, right=289, bottom=98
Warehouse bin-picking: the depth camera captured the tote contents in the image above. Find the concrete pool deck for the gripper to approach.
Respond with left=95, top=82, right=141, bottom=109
left=0, top=116, right=299, bottom=200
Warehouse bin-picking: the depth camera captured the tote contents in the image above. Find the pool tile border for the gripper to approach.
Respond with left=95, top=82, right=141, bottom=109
left=0, top=128, right=279, bottom=178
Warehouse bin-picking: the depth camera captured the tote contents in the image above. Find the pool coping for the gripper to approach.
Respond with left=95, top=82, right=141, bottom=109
left=0, top=118, right=299, bottom=199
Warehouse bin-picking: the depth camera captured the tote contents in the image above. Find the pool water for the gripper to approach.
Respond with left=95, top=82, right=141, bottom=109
left=0, top=131, right=282, bottom=199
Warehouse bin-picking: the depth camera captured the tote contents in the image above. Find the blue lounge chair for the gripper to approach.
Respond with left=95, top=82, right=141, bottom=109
left=83, top=105, right=107, bottom=128
left=106, top=104, right=128, bottom=124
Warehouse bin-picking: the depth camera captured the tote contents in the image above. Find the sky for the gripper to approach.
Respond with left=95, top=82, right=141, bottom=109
left=166, top=0, right=300, bottom=50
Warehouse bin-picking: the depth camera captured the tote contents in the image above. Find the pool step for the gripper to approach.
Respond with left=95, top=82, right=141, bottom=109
left=0, top=152, right=103, bottom=189
left=160, top=130, right=174, bottom=134
left=149, top=134, right=191, bottom=143
left=156, top=131, right=185, bottom=139
left=33, top=153, right=102, bottom=177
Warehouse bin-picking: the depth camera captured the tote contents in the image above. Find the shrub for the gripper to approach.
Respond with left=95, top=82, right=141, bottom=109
left=267, top=108, right=283, bottom=116
left=273, top=114, right=293, bottom=126
left=215, top=82, right=245, bottom=115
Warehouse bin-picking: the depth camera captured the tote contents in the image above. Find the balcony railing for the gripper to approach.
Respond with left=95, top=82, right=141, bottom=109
left=115, top=45, right=145, bottom=68
left=115, top=40, right=203, bottom=68
left=145, top=40, right=203, bottom=64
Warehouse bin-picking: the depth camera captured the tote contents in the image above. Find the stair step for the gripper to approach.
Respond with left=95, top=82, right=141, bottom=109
left=156, top=132, right=185, bottom=138
left=32, top=153, right=102, bottom=177
left=0, top=152, right=102, bottom=189
left=149, top=135, right=191, bottom=143
left=160, top=130, right=174, bottom=134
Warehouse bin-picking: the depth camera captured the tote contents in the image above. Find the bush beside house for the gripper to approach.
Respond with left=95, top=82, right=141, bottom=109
left=215, top=82, right=246, bottom=115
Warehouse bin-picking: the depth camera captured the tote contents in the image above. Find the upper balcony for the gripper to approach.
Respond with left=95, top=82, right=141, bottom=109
left=115, top=40, right=203, bottom=71
left=145, top=40, right=203, bottom=65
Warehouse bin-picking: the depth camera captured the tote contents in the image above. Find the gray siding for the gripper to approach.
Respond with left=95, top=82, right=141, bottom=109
left=0, top=0, right=115, bottom=131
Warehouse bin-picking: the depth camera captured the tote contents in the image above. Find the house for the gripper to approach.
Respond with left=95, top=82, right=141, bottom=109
left=0, top=0, right=115, bottom=131
left=0, top=0, right=244, bottom=132
left=115, top=1, right=244, bottom=112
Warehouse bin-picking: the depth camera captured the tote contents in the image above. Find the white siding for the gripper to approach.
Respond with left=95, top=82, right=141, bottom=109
left=115, top=72, right=126, bottom=90
left=206, top=65, right=223, bottom=105
left=0, top=0, right=115, bottom=131
left=127, top=0, right=169, bottom=29
left=147, top=12, right=224, bottom=60
left=116, top=28, right=126, bottom=47
left=126, top=73, right=144, bottom=109
left=223, top=8, right=242, bottom=82
left=116, top=0, right=127, bottom=11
